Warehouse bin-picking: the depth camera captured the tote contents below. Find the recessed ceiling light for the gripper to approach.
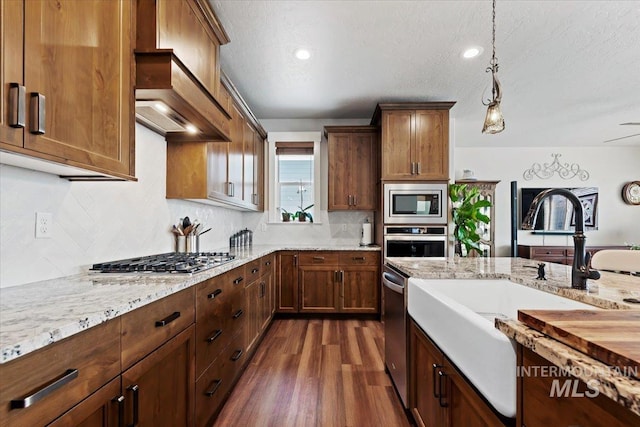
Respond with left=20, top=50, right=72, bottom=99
left=185, top=124, right=198, bottom=134
left=294, top=48, right=311, bottom=60
left=462, top=47, right=483, bottom=59
left=154, top=102, right=169, bottom=113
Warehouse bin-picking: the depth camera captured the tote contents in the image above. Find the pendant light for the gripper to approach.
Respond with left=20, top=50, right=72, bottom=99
left=482, top=0, right=505, bottom=134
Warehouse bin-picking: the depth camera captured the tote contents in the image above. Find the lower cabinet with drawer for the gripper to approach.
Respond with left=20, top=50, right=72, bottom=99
left=298, top=251, right=380, bottom=314
left=0, top=320, right=121, bottom=427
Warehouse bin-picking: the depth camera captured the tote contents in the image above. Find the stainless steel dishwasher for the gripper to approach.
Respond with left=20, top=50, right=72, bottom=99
left=383, top=264, right=409, bottom=408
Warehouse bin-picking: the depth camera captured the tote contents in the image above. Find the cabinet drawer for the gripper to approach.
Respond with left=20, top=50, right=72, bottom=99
left=121, top=288, right=195, bottom=370
left=194, top=333, right=246, bottom=427
left=530, top=247, right=567, bottom=257
left=261, top=254, right=276, bottom=277
left=0, top=320, right=120, bottom=427
left=245, top=259, right=262, bottom=283
left=298, top=252, right=340, bottom=265
left=339, top=251, right=380, bottom=266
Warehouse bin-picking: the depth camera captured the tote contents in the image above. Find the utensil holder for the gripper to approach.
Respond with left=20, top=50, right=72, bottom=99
left=186, top=235, right=199, bottom=253
left=175, top=236, right=186, bottom=253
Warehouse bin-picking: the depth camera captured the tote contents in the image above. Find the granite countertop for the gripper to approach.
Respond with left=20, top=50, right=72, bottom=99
left=387, top=256, right=640, bottom=417
left=0, top=244, right=380, bottom=364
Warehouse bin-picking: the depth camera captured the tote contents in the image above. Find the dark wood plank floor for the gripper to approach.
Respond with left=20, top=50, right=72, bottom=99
left=213, top=318, right=411, bottom=427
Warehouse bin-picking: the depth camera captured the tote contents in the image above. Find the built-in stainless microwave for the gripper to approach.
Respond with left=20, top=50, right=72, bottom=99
left=383, top=183, right=448, bottom=224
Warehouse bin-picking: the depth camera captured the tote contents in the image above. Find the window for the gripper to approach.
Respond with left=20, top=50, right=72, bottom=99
left=267, top=132, right=322, bottom=223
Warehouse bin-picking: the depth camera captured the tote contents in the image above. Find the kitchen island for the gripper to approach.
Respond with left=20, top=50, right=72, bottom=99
left=386, top=256, right=640, bottom=420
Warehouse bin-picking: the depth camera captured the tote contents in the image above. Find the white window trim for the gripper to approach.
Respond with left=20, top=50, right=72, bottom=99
left=267, top=131, right=322, bottom=224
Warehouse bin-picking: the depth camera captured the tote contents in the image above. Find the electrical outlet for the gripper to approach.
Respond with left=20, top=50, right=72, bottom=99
left=35, top=212, right=53, bottom=239
left=342, top=224, right=348, bottom=232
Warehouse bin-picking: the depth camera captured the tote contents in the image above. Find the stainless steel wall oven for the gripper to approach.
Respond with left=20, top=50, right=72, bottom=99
left=383, top=225, right=447, bottom=258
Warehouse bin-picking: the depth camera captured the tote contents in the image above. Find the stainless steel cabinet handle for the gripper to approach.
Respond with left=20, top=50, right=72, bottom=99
left=206, top=329, right=223, bottom=343
left=416, top=162, right=421, bottom=174
left=10, top=368, right=78, bottom=409
left=233, top=309, right=244, bottom=319
left=8, top=83, right=26, bottom=128
left=340, top=270, right=344, bottom=282
left=410, top=162, right=415, bottom=175
left=127, top=384, right=139, bottom=427
left=251, top=268, right=259, bottom=274
left=155, top=311, right=180, bottom=327
left=348, top=195, right=353, bottom=206
left=233, top=276, right=244, bottom=285
left=312, top=256, right=325, bottom=261
left=204, top=379, right=222, bottom=397
left=113, top=395, right=125, bottom=427
left=352, top=256, right=366, bottom=261
left=208, top=288, right=223, bottom=299
left=29, top=92, right=45, bottom=134
left=353, top=195, right=357, bottom=206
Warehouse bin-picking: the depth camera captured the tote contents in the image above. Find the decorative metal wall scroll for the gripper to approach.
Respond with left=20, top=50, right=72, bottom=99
left=522, top=154, right=590, bottom=181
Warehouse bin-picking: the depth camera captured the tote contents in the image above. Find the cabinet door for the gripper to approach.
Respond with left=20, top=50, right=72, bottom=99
left=328, top=133, right=352, bottom=210
left=350, top=133, right=377, bottom=210
left=341, top=266, right=379, bottom=313
left=47, top=378, right=122, bottom=427
left=121, top=326, right=195, bottom=427
left=228, top=104, right=244, bottom=200
left=254, top=132, right=265, bottom=209
left=244, top=279, right=261, bottom=354
left=0, top=0, right=24, bottom=147
left=243, top=121, right=255, bottom=205
left=277, top=251, right=299, bottom=312
left=23, top=0, right=133, bottom=177
left=207, top=141, right=229, bottom=198
left=410, top=321, right=446, bottom=427
left=414, top=110, right=448, bottom=179
left=381, top=110, right=413, bottom=179
left=299, top=266, right=340, bottom=313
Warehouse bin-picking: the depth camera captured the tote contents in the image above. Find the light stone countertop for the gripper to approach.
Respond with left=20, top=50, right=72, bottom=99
left=0, top=244, right=380, bottom=364
left=386, top=256, right=640, bottom=417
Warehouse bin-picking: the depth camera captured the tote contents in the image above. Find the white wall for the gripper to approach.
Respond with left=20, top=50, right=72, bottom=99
left=247, top=118, right=375, bottom=245
left=455, top=147, right=640, bottom=256
left=0, top=125, right=244, bottom=288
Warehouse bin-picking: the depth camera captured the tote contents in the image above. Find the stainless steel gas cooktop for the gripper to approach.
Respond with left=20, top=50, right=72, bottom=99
left=90, top=252, right=235, bottom=274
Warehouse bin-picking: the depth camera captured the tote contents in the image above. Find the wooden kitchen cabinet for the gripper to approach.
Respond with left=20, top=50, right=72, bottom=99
left=372, top=103, right=455, bottom=180
left=409, top=320, right=506, bottom=427
left=277, top=251, right=300, bottom=313
left=518, top=346, right=640, bottom=427
left=325, top=126, right=379, bottom=211
left=517, top=244, right=630, bottom=265
left=1, top=0, right=135, bottom=180
left=121, top=326, right=195, bottom=427
left=47, top=378, right=122, bottom=427
left=340, top=252, right=380, bottom=313
left=0, top=320, right=121, bottom=427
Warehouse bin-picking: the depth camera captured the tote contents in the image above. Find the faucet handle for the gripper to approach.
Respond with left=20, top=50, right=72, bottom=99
left=584, top=251, right=601, bottom=280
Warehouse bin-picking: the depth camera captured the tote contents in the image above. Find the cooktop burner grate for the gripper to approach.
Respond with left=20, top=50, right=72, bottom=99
left=90, top=252, right=235, bottom=274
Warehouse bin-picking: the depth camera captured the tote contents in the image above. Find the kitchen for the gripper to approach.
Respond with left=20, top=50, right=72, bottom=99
left=1, top=0, right=640, bottom=426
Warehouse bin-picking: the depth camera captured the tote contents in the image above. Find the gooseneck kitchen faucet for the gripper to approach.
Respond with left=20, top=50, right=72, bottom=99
left=521, top=188, right=600, bottom=289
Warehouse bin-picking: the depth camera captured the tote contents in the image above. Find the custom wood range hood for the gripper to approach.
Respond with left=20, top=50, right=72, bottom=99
left=134, top=0, right=232, bottom=143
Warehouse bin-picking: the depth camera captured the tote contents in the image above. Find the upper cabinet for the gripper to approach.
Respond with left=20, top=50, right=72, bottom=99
left=372, top=102, right=455, bottom=181
left=135, top=0, right=231, bottom=142
left=166, top=74, right=266, bottom=211
left=1, top=0, right=135, bottom=180
left=325, top=126, right=379, bottom=211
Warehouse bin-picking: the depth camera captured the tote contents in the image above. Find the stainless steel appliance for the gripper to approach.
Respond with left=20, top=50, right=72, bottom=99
left=90, top=252, right=235, bottom=274
left=384, top=182, right=448, bottom=224
left=383, top=264, right=409, bottom=407
left=384, top=225, right=447, bottom=258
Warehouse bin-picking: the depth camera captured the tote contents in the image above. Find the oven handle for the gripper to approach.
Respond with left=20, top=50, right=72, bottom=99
left=382, top=273, right=405, bottom=294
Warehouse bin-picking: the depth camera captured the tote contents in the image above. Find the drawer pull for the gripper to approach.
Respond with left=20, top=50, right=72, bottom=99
left=206, top=329, right=223, bottom=343
left=204, top=379, right=223, bottom=397
left=432, top=364, right=443, bottom=398
left=127, top=384, right=139, bottom=427
left=352, top=256, right=366, bottom=261
left=265, top=261, right=271, bottom=266
left=251, top=268, right=259, bottom=274
left=233, top=276, right=244, bottom=285
left=438, top=371, right=448, bottom=408
left=155, top=311, right=180, bottom=327
left=233, top=309, right=244, bottom=319
left=313, top=256, right=325, bottom=261
left=8, top=83, right=26, bottom=128
left=231, top=349, right=243, bottom=361
left=112, top=395, right=125, bottom=427
left=208, top=288, right=223, bottom=299
left=10, top=368, right=78, bottom=409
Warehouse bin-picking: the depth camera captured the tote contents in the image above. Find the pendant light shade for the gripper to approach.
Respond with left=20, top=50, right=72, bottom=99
left=482, top=0, right=505, bottom=134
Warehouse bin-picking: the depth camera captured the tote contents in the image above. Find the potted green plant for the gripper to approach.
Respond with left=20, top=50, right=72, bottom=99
left=449, top=183, right=492, bottom=256
left=295, top=204, right=314, bottom=222
left=281, top=209, right=292, bottom=222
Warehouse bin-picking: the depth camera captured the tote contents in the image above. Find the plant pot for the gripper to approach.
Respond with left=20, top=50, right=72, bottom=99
left=298, top=215, right=306, bottom=222
left=282, top=213, right=291, bottom=222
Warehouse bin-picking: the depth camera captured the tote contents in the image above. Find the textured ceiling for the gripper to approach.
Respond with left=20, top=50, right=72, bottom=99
left=211, top=0, right=640, bottom=147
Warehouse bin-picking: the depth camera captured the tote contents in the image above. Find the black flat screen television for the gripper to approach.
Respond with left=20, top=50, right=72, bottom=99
left=520, top=187, right=599, bottom=232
